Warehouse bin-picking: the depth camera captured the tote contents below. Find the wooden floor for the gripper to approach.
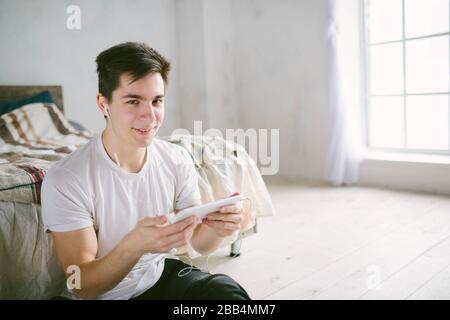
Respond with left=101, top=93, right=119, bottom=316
left=193, top=177, right=450, bottom=300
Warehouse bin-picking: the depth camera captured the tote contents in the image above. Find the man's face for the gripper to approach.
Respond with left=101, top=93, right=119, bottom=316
left=105, top=72, right=165, bottom=148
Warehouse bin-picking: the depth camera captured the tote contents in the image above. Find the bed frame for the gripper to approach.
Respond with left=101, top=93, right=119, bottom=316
left=0, top=85, right=64, bottom=112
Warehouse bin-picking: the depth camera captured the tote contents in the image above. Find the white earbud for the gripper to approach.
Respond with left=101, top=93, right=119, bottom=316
left=104, top=104, right=110, bottom=118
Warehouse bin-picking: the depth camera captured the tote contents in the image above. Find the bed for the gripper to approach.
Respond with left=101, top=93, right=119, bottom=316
left=0, top=86, right=272, bottom=299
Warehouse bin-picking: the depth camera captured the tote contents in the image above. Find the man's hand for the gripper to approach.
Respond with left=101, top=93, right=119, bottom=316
left=202, top=192, right=244, bottom=238
left=125, top=214, right=198, bottom=255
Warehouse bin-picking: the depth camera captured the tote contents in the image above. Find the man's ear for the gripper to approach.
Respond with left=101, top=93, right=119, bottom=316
left=96, top=93, right=109, bottom=119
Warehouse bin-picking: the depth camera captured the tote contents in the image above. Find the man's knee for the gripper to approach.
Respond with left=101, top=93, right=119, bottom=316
left=195, top=274, right=250, bottom=300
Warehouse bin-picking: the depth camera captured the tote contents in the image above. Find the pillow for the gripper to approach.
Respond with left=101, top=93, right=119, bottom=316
left=0, top=91, right=54, bottom=116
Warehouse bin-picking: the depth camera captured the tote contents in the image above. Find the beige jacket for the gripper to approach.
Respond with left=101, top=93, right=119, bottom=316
left=161, top=134, right=274, bottom=257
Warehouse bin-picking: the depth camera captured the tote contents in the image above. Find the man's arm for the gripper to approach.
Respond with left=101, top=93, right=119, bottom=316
left=190, top=222, right=226, bottom=255
left=52, top=214, right=197, bottom=299
left=52, top=226, right=141, bottom=299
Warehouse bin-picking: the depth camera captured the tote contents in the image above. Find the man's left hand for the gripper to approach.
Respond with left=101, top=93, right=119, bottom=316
left=202, top=192, right=244, bottom=238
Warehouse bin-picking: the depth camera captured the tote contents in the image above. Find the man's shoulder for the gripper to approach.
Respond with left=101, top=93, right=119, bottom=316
left=152, top=138, right=191, bottom=163
left=45, top=138, right=96, bottom=183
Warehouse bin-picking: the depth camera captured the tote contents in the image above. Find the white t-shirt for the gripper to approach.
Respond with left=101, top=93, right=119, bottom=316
left=41, top=134, right=201, bottom=300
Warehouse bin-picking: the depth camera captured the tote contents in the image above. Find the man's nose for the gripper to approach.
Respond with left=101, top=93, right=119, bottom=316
left=139, top=102, right=157, bottom=121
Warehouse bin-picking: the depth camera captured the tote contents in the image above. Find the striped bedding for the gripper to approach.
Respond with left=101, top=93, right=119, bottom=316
left=0, top=102, right=92, bottom=298
left=0, top=102, right=92, bottom=204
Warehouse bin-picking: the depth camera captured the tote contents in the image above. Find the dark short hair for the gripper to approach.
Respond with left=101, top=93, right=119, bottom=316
left=95, top=42, right=171, bottom=101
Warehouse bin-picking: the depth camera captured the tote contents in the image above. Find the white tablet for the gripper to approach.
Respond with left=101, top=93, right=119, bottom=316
left=168, top=195, right=244, bottom=224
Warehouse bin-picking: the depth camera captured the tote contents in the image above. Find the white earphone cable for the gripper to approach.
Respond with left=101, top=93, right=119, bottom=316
left=176, top=196, right=252, bottom=278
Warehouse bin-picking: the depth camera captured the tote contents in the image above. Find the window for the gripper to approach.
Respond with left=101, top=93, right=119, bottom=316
left=363, top=0, right=450, bottom=155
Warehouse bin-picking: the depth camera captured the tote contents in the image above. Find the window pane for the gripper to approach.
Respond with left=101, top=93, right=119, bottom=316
left=406, top=35, right=449, bottom=93
left=369, top=96, right=405, bottom=148
left=405, top=0, right=449, bottom=38
left=367, top=0, right=403, bottom=43
left=406, top=95, right=449, bottom=150
left=370, top=43, right=404, bottom=95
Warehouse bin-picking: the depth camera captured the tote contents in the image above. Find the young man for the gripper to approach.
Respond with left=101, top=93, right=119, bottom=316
left=41, top=42, right=250, bottom=300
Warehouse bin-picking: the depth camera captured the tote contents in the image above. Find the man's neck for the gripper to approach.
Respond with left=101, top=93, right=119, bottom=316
left=101, top=130, right=147, bottom=173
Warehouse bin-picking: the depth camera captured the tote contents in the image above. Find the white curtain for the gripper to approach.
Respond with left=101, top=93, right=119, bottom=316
left=324, top=0, right=363, bottom=186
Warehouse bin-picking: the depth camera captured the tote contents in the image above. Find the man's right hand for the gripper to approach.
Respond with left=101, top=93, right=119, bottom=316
left=51, top=214, right=197, bottom=299
left=125, top=214, right=198, bottom=255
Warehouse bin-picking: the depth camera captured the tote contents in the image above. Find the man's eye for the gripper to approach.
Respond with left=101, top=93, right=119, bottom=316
left=126, top=100, right=139, bottom=105
left=153, top=99, right=163, bottom=106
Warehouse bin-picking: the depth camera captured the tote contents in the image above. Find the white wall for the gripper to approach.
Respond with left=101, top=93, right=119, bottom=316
left=0, top=0, right=332, bottom=180
left=232, top=0, right=330, bottom=179
left=2, top=0, right=447, bottom=195
left=174, top=0, right=209, bottom=132
left=360, top=159, right=450, bottom=195
left=174, top=0, right=331, bottom=179
left=0, top=0, right=181, bottom=135
left=175, top=0, right=240, bottom=132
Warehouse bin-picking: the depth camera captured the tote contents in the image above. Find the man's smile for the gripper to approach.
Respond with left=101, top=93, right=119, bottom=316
left=132, top=126, right=157, bottom=136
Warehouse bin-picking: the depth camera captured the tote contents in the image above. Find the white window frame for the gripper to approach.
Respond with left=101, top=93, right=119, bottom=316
left=361, top=0, right=450, bottom=156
